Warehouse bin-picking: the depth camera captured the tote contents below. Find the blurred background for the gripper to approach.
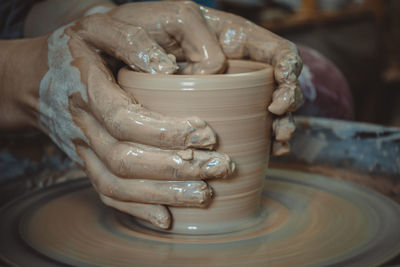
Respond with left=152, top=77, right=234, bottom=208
left=207, top=0, right=400, bottom=126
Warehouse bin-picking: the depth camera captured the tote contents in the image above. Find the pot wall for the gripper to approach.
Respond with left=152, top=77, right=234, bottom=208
left=118, top=60, right=274, bottom=234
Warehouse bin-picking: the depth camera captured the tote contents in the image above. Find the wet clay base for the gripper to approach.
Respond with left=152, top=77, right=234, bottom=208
left=1, top=169, right=400, bottom=266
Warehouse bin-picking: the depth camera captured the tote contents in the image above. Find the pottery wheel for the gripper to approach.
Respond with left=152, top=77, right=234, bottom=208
left=1, top=169, right=400, bottom=266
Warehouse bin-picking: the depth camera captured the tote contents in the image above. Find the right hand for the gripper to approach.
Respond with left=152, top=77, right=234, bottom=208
left=12, top=5, right=235, bottom=229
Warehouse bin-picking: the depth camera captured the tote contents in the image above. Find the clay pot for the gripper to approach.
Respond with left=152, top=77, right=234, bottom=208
left=118, top=60, right=274, bottom=234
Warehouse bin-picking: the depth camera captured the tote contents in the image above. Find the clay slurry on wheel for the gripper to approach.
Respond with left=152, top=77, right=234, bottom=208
left=1, top=169, right=399, bottom=266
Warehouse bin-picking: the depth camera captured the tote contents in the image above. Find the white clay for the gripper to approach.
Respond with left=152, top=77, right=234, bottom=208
left=39, top=24, right=89, bottom=164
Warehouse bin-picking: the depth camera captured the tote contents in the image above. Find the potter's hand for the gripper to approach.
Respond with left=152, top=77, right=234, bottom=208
left=0, top=10, right=235, bottom=229
left=198, top=6, right=302, bottom=155
left=107, top=1, right=303, bottom=155
left=48, top=18, right=236, bottom=229
left=24, top=1, right=301, bottom=155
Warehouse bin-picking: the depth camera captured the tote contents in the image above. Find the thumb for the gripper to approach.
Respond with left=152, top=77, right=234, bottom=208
left=76, top=13, right=178, bottom=74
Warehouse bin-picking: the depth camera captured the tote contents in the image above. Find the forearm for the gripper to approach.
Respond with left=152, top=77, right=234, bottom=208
left=24, top=0, right=115, bottom=37
left=0, top=37, right=48, bottom=131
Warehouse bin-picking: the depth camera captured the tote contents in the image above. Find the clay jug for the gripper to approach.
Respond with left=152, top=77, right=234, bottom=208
left=118, top=60, right=274, bottom=234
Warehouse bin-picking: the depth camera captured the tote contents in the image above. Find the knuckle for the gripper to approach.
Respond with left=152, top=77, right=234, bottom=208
left=106, top=144, right=128, bottom=176
left=105, top=106, right=125, bottom=132
left=122, top=25, right=146, bottom=41
left=80, top=13, right=107, bottom=30
left=94, top=178, right=115, bottom=198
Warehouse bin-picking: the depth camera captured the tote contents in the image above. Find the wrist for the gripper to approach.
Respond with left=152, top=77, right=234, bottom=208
left=0, top=36, right=48, bottom=131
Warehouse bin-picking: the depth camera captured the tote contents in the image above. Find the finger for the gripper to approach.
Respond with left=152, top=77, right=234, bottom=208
left=119, top=1, right=226, bottom=74
left=76, top=13, right=178, bottom=74
left=77, top=145, right=213, bottom=207
left=272, top=141, right=290, bottom=156
left=270, top=52, right=304, bottom=114
left=103, top=103, right=217, bottom=150
left=268, top=82, right=303, bottom=115
left=104, top=143, right=235, bottom=180
left=274, top=51, right=303, bottom=84
left=199, top=7, right=282, bottom=61
left=99, top=194, right=171, bottom=229
left=164, top=1, right=226, bottom=74
left=200, top=7, right=304, bottom=113
left=272, top=113, right=296, bottom=142
left=200, top=7, right=302, bottom=74
left=66, top=43, right=217, bottom=150
left=71, top=106, right=234, bottom=180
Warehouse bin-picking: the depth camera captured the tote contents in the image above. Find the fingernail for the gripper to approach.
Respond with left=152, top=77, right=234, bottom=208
left=148, top=49, right=178, bottom=74
left=185, top=127, right=216, bottom=150
left=150, top=209, right=171, bottom=229
left=181, top=182, right=212, bottom=207
left=201, top=155, right=234, bottom=179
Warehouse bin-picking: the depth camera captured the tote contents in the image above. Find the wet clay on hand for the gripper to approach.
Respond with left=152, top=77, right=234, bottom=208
left=43, top=18, right=236, bottom=228
left=25, top=0, right=304, bottom=155
left=1, top=4, right=237, bottom=229
left=107, top=1, right=303, bottom=155
left=1, top=1, right=302, bottom=229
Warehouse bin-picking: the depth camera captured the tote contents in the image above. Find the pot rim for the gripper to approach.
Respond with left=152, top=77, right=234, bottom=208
left=118, top=60, right=274, bottom=90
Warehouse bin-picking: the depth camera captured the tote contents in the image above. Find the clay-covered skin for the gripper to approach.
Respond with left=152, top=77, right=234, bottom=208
left=0, top=1, right=302, bottom=229
left=45, top=19, right=234, bottom=228
left=201, top=5, right=304, bottom=116
left=0, top=3, right=238, bottom=229
left=273, top=114, right=296, bottom=142
left=106, top=1, right=303, bottom=153
left=271, top=114, right=295, bottom=155
left=24, top=0, right=303, bottom=155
